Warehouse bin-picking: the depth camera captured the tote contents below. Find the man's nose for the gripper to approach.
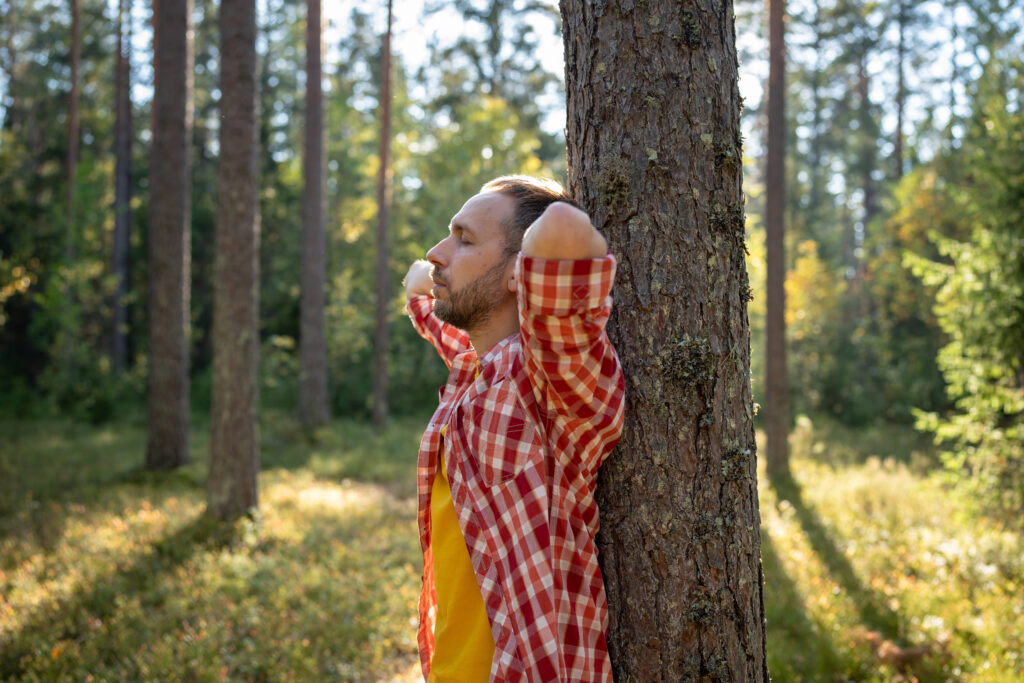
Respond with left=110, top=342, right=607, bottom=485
left=426, top=237, right=449, bottom=268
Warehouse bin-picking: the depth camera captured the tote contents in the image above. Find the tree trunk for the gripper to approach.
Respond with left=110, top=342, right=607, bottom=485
left=808, top=0, right=823, bottom=231
left=947, top=0, right=958, bottom=128
left=561, top=1, right=767, bottom=680
left=298, top=0, right=328, bottom=429
left=857, top=56, right=877, bottom=227
left=372, top=0, right=393, bottom=429
left=147, top=0, right=193, bottom=470
left=765, top=0, right=789, bottom=476
left=208, top=0, right=260, bottom=520
left=63, top=0, right=80, bottom=370
left=111, top=0, right=133, bottom=372
left=2, top=1, right=17, bottom=134
left=894, top=0, right=905, bottom=179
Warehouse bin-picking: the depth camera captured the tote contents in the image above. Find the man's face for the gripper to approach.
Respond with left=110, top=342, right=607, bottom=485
left=426, top=192, right=516, bottom=332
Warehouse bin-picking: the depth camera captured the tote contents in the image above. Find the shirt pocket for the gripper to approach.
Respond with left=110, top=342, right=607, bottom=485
left=463, top=380, right=543, bottom=486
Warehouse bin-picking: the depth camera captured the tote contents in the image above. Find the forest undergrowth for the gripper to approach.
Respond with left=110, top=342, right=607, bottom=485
left=762, top=417, right=1022, bottom=682
left=1, top=412, right=1020, bottom=681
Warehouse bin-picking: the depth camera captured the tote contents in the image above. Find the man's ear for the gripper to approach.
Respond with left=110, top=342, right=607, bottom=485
left=505, top=258, right=518, bottom=293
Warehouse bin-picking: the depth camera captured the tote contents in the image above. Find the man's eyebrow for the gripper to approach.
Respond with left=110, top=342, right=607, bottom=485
left=450, top=221, right=475, bottom=236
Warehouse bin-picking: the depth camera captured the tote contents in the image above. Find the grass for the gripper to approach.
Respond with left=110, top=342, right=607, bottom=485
left=762, top=416, right=1023, bottom=682
left=1, top=411, right=1021, bottom=681
left=1, top=411, right=426, bottom=682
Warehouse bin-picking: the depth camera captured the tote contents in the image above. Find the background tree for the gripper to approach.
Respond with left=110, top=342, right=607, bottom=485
left=110, top=0, right=132, bottom=372
left=208, top=0, right=260, bottom=519
left=147, top=0, right=193, bottom=469
left=561, top=0, right=766, bottom=679
left=372, top=0, right=393, bottom=428
left=298, top=0, right=328, bottom=429
left=63, top=0, right=81, bottom=374
left=904, top=61, right=1024, bottom=528
left=765, top=0, right=789, bottom=476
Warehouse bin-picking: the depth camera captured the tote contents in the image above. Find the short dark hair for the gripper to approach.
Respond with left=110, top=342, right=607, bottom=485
left=480, top=175, right=581, bottom=256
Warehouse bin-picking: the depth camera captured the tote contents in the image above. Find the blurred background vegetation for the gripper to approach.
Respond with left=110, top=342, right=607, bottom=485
left=1, top=0, right=1022, bottom=679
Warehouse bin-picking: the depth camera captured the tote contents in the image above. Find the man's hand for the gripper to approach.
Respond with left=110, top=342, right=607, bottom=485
left=521, top=202, right=608, bottom=260
left=404, top=260, right=434, bottom=300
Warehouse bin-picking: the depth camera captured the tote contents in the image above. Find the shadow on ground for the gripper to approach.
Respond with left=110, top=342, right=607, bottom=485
left=0, top=512, right=242, bottom=679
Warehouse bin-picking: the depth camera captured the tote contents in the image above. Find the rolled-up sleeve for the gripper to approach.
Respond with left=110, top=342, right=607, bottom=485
left=516, top=253, right=624, bottom=469
left=407, top=294, right=472, bottom=369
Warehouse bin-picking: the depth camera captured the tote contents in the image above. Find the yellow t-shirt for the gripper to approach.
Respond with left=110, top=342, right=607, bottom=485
left=428, top=445, right=495, bottom=682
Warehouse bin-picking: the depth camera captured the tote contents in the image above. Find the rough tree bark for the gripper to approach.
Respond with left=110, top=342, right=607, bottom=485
left=111, top=0, right=133, bottom=372
left=147, top=0, right=193, bottom=470
left=372, top=0, right=393, bottom=429
left=208, top=0, right=259, bottom=520
left=561, top=1, right=768, bottom=679
left=299, top=0, right=329, bottom=429
left=765, top=0, right=789, bottom=476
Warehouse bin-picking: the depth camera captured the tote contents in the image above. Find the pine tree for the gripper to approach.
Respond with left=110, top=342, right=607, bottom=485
left=561, top=0, right=767, bottom=677
left=765, top=0, right=789, bottom=476
left=147, top=0, right=193, bottom=469
left=299, top=0, right=329, bottom=428
left=110, top=0, right=133, bottom=372
left=208, top=0, right=260, bottom=519
left=372, top=0, right=394, bottom=428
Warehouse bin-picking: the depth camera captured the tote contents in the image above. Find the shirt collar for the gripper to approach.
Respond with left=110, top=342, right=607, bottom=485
left=453, top=331, right=519, bottom=386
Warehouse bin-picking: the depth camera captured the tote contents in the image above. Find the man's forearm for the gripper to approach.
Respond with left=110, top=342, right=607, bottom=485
left=520, top=202, right=607, bottom=260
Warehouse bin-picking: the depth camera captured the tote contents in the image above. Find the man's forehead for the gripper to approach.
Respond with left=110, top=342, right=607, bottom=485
left=450, top=192, right=514, bottom=233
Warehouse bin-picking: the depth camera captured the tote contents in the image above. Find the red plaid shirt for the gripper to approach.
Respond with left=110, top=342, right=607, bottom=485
left=407, top=253, right=625, bottom=682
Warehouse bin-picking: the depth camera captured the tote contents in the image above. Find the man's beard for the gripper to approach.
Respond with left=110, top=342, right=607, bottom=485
left=432, top=258, right=510, bottom=332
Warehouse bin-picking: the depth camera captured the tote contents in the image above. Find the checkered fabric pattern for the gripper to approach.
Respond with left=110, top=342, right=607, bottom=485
left=407, top=253, right=625, bottom=682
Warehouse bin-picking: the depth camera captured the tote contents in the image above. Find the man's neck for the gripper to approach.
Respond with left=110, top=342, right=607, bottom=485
left=468, top=304, right=519, bottom=359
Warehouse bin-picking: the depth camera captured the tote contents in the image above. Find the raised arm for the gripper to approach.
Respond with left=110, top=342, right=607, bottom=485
left=520, top=201, right=607, bottom=260
left=404, top=259, right=471, bottom=369
left=516, top=203, right=625, bottom=469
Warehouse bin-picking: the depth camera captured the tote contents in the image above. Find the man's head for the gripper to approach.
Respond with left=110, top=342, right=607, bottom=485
left=480, top=175, right=580, bottom=257
left=427, top=175, right=576, bottom=333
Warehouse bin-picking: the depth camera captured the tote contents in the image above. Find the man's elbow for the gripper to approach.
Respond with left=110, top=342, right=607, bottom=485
left=521, top=202, right=608, bottom=260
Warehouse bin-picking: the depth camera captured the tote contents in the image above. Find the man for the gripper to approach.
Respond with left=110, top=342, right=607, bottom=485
left=403, top=175, right=625, bottom=681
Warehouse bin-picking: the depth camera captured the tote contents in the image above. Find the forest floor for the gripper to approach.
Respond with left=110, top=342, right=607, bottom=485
left=0, top=411, right=1020, bottom=681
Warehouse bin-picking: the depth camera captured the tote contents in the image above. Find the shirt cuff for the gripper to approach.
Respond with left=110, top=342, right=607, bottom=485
left=407, top=294, right=433, bottom=322
left=517, top=252, right=617, bottom=317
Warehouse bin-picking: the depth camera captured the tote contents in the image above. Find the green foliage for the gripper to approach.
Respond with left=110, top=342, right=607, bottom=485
left=740, top=0, right=1024, bottom=428
left=1, top=0, right=567, bottom=422
left=903, top=79, right=1024, bottom=527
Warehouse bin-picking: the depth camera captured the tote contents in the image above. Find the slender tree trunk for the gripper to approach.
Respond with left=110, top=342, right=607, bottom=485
left=857, top=56, right=877, bottom=227
left=947, top=0, right=959, bottom=129
left=63, top=0, right=81, bottom=369
left=894, top=0, right=906, bottom=179
left=112, top=0, right=133, bottom=372
left=147, top=0, right=193, bottom=470
left=765, top=0, right=789, bottom=476
left=561, top=1, right=767, bottom=679
left=208, top=0, right=260, bottom=520
left=372, top=0, right=393, bottom=429
left=66, top=0, right=80, bottom=252
left=299, top=0, right=328, bottom=429
left=808, top=0, right=823, bottom=227
left=3, top=1, right=20, bottom=134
